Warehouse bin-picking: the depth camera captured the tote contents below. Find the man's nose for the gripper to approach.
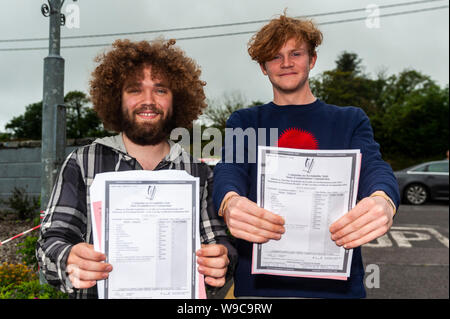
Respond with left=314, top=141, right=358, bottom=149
left=281, top=55, right=294, bottom=68
left=141, top=89, right=155, bottom=106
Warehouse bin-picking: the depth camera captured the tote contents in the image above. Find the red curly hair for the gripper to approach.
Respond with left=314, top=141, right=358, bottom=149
left=89, top=38, right=207, bottom=132
left=248, top=13, right=323, bottom=64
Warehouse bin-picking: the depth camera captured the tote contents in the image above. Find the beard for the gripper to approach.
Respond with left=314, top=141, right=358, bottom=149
left=121, top=106, right=174, bottom=146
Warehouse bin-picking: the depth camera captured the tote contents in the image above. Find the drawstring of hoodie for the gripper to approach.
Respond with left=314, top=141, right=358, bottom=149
left=115, top=154, right=122, bottom=171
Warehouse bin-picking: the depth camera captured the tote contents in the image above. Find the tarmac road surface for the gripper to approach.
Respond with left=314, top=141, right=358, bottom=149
left=362, top=201, right=449, bottom=299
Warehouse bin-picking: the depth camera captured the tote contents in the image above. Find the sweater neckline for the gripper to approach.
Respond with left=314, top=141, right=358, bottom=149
left=268, top=99, right=321, bottom=111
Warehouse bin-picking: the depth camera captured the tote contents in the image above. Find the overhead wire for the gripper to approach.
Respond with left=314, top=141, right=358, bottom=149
left=0, top=1, right=448, bottom=52
left=0, top=0, right=447, bottom=43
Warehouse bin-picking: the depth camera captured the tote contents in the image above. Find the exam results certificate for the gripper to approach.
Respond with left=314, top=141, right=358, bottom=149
left=252, top=146, right=361, bottom=279
left=90, top=171, right=202, bottom=299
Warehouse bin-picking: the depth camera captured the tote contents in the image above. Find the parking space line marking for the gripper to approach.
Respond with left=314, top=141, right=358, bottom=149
left=391, top=226, right=449, bottom=248
left=364, top=226, right=449, bottom=248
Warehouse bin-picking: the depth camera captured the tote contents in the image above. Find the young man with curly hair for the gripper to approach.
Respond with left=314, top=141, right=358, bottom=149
left=37, top=39, right=236, bottom=299
left=213, top=14, right=400, bottom=298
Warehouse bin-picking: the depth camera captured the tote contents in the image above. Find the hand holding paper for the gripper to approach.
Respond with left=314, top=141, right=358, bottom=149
left=329, top=194, right=394, bottom=249
left=222, top=192, right=285, bottom=243
left=196, top=244, right=229, bottom=287
left=67, top=243, right=113, bottom=289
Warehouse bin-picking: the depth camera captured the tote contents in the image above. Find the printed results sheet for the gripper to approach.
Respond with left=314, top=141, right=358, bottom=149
left=252, top=146, right=361, bottom=279
left=90, top=170, right=202, bottom=299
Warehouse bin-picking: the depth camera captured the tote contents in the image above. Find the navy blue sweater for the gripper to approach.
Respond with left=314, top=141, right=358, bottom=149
left=213, top=99, right=400, bottom=298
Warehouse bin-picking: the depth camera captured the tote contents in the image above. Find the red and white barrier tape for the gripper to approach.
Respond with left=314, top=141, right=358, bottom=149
left=0, top=211, right=45, bottom=246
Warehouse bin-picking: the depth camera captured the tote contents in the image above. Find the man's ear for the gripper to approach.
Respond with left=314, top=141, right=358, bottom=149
left=259, top=62, right=268, bottom=75
left=309, top=53, right=317, bottom=70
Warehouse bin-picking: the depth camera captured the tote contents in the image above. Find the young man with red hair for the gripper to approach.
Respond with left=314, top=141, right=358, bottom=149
left=213, top=14, right=399, bottom=298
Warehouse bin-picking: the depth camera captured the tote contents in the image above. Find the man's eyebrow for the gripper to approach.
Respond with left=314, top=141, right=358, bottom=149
left=153, top=82, right=168, bottom=87
left=123, top=81, right=141, bottom=89
left=152, top=80, right=170, bottom=88
left=122, top=79, right=170, bottom=89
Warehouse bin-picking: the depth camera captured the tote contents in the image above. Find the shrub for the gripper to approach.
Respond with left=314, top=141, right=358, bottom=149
left=0, top=187, right=40, bottom=220
left=0, top=279, right=68, bottom=299
left=0, top=262, right=37, bottom=287
left=17, top=236, right=39, bottom=271
left=0, top=262, right=68, bottom=299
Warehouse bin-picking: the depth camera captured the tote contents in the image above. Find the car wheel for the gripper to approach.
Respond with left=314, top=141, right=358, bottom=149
left=404, top=184, right=428, bottom=205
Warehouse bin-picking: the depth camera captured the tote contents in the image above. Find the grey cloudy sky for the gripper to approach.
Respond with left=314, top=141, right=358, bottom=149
left=0, top=0, right=448, bottom=132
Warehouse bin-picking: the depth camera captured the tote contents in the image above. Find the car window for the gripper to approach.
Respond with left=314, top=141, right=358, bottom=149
left=427, top=162, right=449, bottom=173
left=410, top=164, right=428, bottom=172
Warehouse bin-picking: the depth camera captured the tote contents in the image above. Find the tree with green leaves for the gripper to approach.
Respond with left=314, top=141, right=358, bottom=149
left=5, top=102, right=43, bottom=140
left=310, top=51, right=383, bottom=116
left=371, top=70, right=449, bottom=160
left=180, top=92, right=264, bottom=158
left=201, top=92, right=263, bottom=132
left=311, top=52, right=449, bottom=168
left=4, top=91, right=110, bottom=140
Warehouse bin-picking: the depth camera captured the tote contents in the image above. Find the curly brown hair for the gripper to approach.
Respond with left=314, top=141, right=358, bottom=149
left=89, top=38, right=207, bottom=132
left=248, top=13, right=323, bottom=64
